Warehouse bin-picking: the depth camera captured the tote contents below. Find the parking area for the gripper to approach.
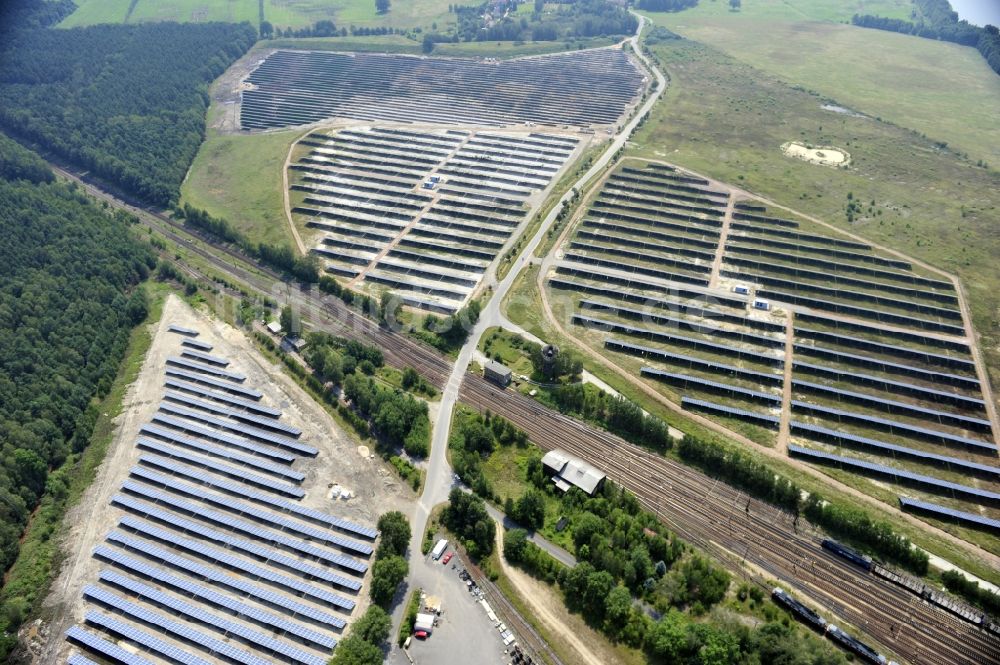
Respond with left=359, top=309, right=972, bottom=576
left=388, top=553, right=511, bottom=665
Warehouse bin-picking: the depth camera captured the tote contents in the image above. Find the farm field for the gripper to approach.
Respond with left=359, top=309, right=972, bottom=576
left=646, top=11, right=1000, bottom=167
left=239, top=48, right=644, bottom=130
left=543, top=159, right=999, bottom=547
left=292, top=126, right=583, bottom=313
left=60, top=0, right=448, bottom=30
left=181, top=129, right=301, bottom=247
left=49, top=295, right=401, bottom=665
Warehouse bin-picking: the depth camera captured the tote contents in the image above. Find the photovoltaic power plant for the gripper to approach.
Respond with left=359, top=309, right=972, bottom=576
left=66, top=326, right=375, bottom=664
left=549, top=161, right=998, bottom=533
left=240, top=49, right=643, bottom=130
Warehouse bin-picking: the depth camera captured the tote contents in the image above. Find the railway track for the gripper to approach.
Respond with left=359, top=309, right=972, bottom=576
left=57, top=165, right=1000, bottom=665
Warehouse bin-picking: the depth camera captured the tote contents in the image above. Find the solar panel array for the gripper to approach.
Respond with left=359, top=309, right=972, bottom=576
left=898, top=497, right=1000, bottom=532
left=66, top=327, right=375, bottom=664
left=549, top=166, right=998, bottom=527
left=166, top=356, right=247, bottom=382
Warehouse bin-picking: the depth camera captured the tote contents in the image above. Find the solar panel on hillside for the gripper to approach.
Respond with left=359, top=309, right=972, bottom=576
left=105, top=525, right=359, bottom=609
left=93, top=556, right=340, bottom=646
left=181, top=338, right=214, bottom=351
left=82, top=611, right=214, bottom=665
left=82, top=587, right=272, bottom=665
left=898, top=497, right=1000, bottom=532
left=788, top=445, right=1000, bottom=502
left=155, top=405, right=317, bottom=456
left=163, top=391, right=301, bottom=436
left=168, top=325, right=199, bottom=337
left=65, top=625, right=157, bottom=665
left=640, top=368, right=781, bottom=404
left=136, top=436, right=305, bottom=483
left=136, top=445, right=304, bottom=498
left=96, top=571, right=331, bottom=665
left=113, top=490, right=367, bottom=574
left=791, top=361, right=984, bottom=410
left=180, top=349, right=230, bottom=367
left=789, top=421, right=1000, bottom=478
left=681, top=397, right=780, bottom=428
left=790, top=401, right=996, bottom=452
left=166, top=356, right=247, bottom=383
left=791, top=379, right=992, bottom=433
left=129, top=466, right=372, bottom=556
left=165, top=368, right=263, bottom=399
left=792, top=345, right=979, bottom=390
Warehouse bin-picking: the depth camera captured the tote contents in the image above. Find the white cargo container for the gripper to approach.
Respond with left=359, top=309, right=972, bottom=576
left=431, top=538, right=449, bottom=560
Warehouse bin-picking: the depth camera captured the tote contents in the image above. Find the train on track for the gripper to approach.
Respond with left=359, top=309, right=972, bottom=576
left=772, top=587, right=898, bottom=664
left=821, top=539, right=1000, bottom=638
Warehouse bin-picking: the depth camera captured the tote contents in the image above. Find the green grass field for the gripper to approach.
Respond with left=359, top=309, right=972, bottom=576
left=663, top=0, right=915, bottom=23
left=643, top=9, right=1000, bottom=167
left=61, top=0, right=452, bottom=30
left=180, top=129, right=300, bottom=247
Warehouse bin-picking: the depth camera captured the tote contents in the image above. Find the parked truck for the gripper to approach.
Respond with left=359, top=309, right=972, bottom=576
left=431, top=538, right=449, bottom=560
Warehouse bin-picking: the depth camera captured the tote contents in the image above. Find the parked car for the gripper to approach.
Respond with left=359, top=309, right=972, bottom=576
left=441, top=552, right=454, bottom=565
left=414, top=630, right=429, bottom=640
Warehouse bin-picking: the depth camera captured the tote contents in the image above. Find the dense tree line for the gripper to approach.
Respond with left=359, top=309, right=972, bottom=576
left=636, top=0, right=699, bottom=13
left=442, top=488, right=496, bottom=558
left=453, top=0, right=637, bottom=43
left=417, top=299, right=481, bottom=352
left=369, top=511, right=411, bottom=607
left=343, top=374, right=431, bottom=456
left=852, top=0, right=1000, bottom=77
left=0, top=135, right=155, bottom=654
left=328, top=605, right=392, bottom=665
left=549, top=382, right=673, bottom=449
left=0, top=17, right=257, bottom=207
left=941, top=570, right=1000, bottom=616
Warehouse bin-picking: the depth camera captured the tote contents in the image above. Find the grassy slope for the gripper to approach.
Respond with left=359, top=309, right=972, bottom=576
left=180, top=129, right=300, bottom=247
left=648, top=5, right=1000, bottom=166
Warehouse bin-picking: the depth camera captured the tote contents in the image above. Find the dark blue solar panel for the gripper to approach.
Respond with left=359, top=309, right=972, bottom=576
left=181, top=338, right=214, bottom=351
left=789, top=445, right=1000, bottom=502
left=168, top=325, right=199, bottom=337
left=82, top=587, right=272, bottom=665
left=681, top=397, right=780, bottom=427
left=792, top=379, right=992, bottom=433
left=155, top=406, right=317, bottom=456
left=794, top=327, right=972, bottom=370
left=164, top=379, right=279, bottom=417
left=790, top=400, right=996, bottom=452
left=796, top=312, right=969, bottom=353
left=113, top=491, right=367, bottom=575
left=898, top=497, right=1000, bottom=531
left=597, top=326, right=783, bottom=366
left=793, top=344, right=978, bottom=389
left=65, top=625, right=157, bottom=665
left=143, top=420, right=296, bottom=464
left=163, top=391, right=301, bottom=436
left=602, top=340, right=782, bottom=385
left=138, top=431, right=299, bottom=477
left=180, top=349, right=230, bottom=367
left=129, top=466, right=371, bottom=556
left=105, top=525, right=359, bottom=603
left=67, top=654, right=101, bottom=665
left=790, top=421, right=1000, bottom=478
left=96, top=571, right=331, bottom=664
left=82, top=611, right=213, bottom=665
left=166, top=356, right=247, bottom=383
left=165, top=368, right=263, bottom=399
left=641, top=368, right=781, bottom=404
left=792, top=361, right=984, bottom=410
left=136, top=445, right=303, bottom=498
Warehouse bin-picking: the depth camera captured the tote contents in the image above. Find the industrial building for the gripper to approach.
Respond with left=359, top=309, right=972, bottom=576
left=541, top=449, right=606, bottom=495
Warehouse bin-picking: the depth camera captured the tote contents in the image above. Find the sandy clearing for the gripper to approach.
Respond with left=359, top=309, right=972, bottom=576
left=781, top=141, right=850, bottom=167
left=36, top=294, right=411, bottom=664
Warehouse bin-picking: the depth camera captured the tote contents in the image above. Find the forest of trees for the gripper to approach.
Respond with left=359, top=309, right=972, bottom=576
left=0, top=15, right=257, bottom=206
left=0, top=133, right=155, bottom=654
left=853, top=0, right=1000, bottom=76
left=452, top=0, right=637, bottom=43
left=636, top=0, right=699, bottom=12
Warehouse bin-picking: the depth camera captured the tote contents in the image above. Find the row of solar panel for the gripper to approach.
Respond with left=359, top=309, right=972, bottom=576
left=898, top=497, right=1000, bottom=533
left=618, top=342, right=784, bottom=386
left=792, top=361, right=984, bottom=411
left=67, top=624, right=157, bottom=665
left=143, top=420, right=295, bottom=464
left=110, top=521, right=360, bottom=601
left=641, top=368, right=781, bottom=405
left=792, top=379, right=992, bottom=433
left=795, top=312, right=969, bottom=354
left=94, top=572, right=330, bottom=665
left=181, top=338, right=213, bottom=352
left=165, top=378, right=279, bottom=417
left=168, top=325, right=199, bottom=337
left=152, top=410, right=317, bottom=457
left=790, top=400, right=995, bottom=452
left=550, top=276, right=751, bottom=317
left=166, top=368, right=263, bottom=400
left=167, top=356, right=247, bottom=383
left=794, top=343, right=979, bottom=390
left=138, top=441, right=304, bottom=498
left=164, top=390, right=302, bottom=436
left=581, top=299, right=785, bottom=348
left=598, top=325, right=784, bottom=367
left=794, top=327, right=972, bottom=371
left=129, top=465, right=372, bottom=557
left=790, top=421, right=999, bottom=478
left=180, top=349, right=231, bottom=367
left=681, top=397, right=780, bottom=428
left=115, top=486, right=368, bottom=574
left=789, top=445, right=1000, bottom=503
left=94, top=543, right=347, bottom=628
